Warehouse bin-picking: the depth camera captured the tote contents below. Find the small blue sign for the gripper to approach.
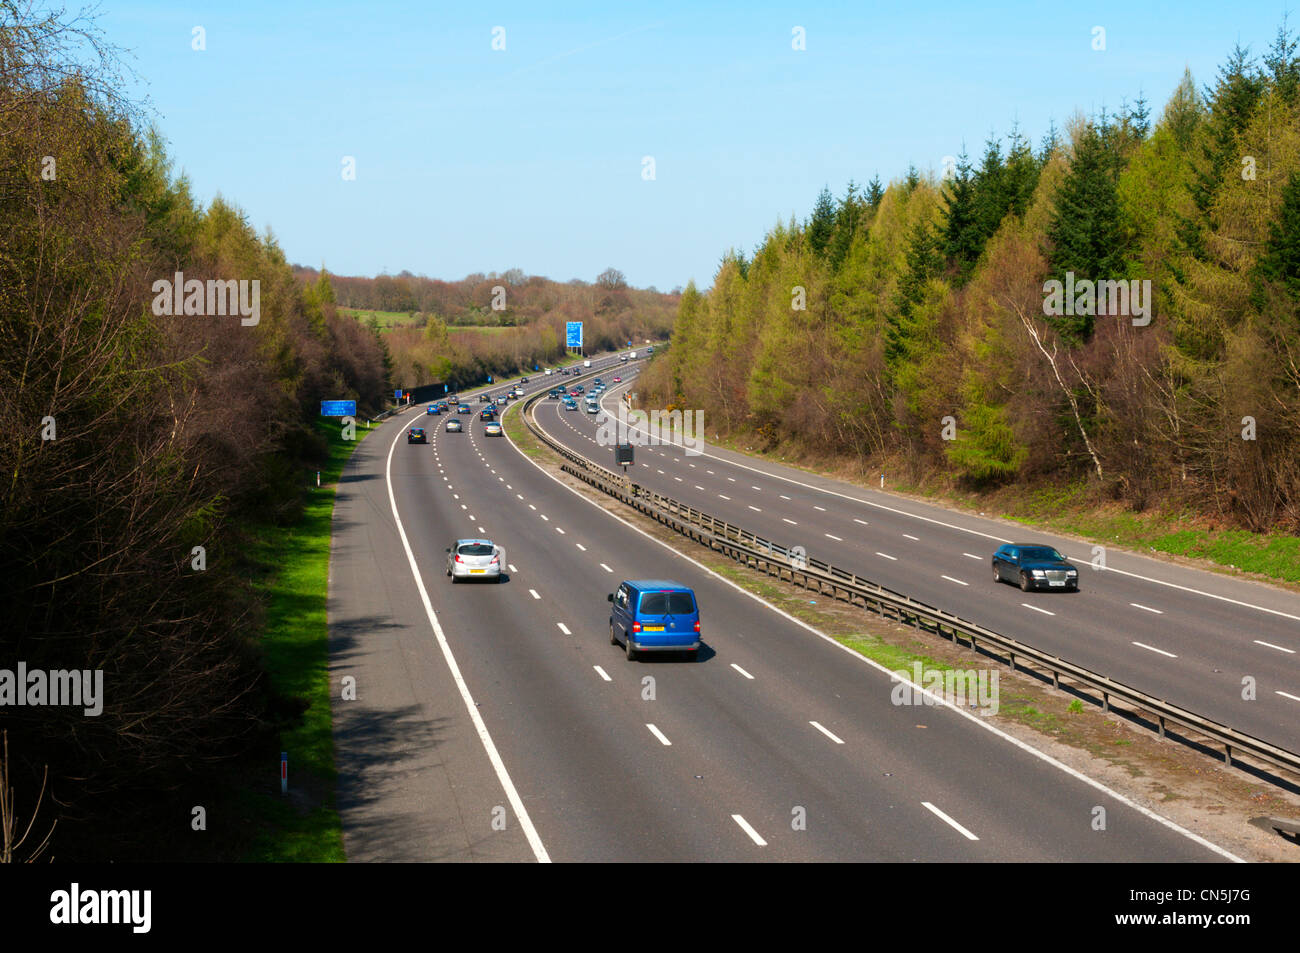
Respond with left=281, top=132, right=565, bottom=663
left=444, top=384, right=448, bottom=393
left=566, top=321, right=583, bottom=348
left=321, top=400, right=357, bottom=417
left=394, top=389, right=402, bottom=399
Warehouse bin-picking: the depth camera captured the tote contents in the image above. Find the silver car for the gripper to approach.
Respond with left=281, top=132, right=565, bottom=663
left=446, top=539, right=504, bottom=583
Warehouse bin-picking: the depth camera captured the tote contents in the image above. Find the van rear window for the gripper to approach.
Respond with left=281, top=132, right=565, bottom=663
left=638, top=591, right=695, bottom=615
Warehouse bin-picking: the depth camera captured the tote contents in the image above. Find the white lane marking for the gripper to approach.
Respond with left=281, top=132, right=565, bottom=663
left=556, top=622, right=571, bottom=635
left=517, top=493, right=524, bottom=500
left=1131, top=603, right=1163, bottom=614
left=508, top=564, right=518, bottom=573
left=529, top=589, right=541, bottom=599
left=1132, top=641, right=1177, bottom=658
left=657, top=469, right=665, bottom=474
left=505, top=400, right=1244, bottom=862
left=1276, top=690, right=1300, bottom=702
left=460, top=504, right=467, bottom=510
left=719, top=494, right=731, bottom=500
left=751, top=485, right=761, bottom=491
left=748, top=505, right=762, bottom=512
left=962, top=553, right=981, bottom=560
left=598, top=562, right=613, bottom=573
left=540, top=514, right=549, bottom=521
left=825, top=533, right=842, bottom=541
left=1021, top=603, right=1055, bottom=616
left=809, top=721, right=845, bottom=744
left=813, top=505, right=826, bottom=512
left=1254, top=639, right=1295, bottom=654
left=854, top=518, right=869, bottom=525
left=593, top=665, right=612, bottom=682
left=941, top=575, right=969, bottom=586
left=727, top=477, right=736, bottom=482
left=383, top=416, right=549, bottom=863
left=646, top=723, right=672, bottom=746
left=556, top=527, right=565, bottom=534
left=903, top=533, right=919, bottom=541
left=706, top=470, right=714, bottom=474
left=529, top=504, right=536, bottom=510
left=695, top=485, right=705, bottom=490
left=783, top=518, right=798, bottom=525
left=730, top=663, right=754, bottom=679
left=780, top=494, right=792, bottom=500
left=731, top=814, right=767, bottom=846
left=576, top=543, right=587, bottom=551
left=469, top=515, right=476, bottom=521
left=876, top=552, right=897, bottom=561
left=453, top=493, right=459, bottom=499
left=675, top=477, right=683, bottom=482
left=922, top=802, right=979, bottom=841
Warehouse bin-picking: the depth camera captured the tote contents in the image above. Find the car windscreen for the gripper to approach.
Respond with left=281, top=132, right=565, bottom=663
left=1020, top=547, right=1064, bottom=562
left=638, top=591, right=695, bottom=616
left=457, top=543, right=495, bottom=556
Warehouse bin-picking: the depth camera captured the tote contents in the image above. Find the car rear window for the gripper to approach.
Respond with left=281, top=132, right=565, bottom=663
left=458, top=543, right=494, bottom=556
left=638, top=591, right=696, bottom=616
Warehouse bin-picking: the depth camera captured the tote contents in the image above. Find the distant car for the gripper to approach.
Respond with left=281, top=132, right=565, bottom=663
left=457, top=404, right=471, bottom=414
left=480, top=394, right=491, bottom=403
left=563, top=399, right=578, bottom=411
left=586, top=401, right=599, bottom=414
left=992, top=544, right=1079, bottom=592
left=407, top=427, right=427, bottom=443
left=608, top=581, right=701, bottom=660
left=512, top=388, right=525, bottom=398
left=484, top=422, right=503, bottom=437
left=480, top=408, right=496, bottom=420
left=548, top=388, right=561, bottom=399
left=446, top=394, right=459, bottom=405
left=521, top=377, right=529, bottom=383
left=496, top=396, right=508, bottom=407
left=620, top=354, right=629, bottom=362
left=446, top=419, right=462, bottom=432
left=562, top=368, right=571, bottom=376
left=427, top=404, right=438, bottom=415
left=446, top=539, right=504, bottom=583
left=612, top=376, right=622, bottom=383
left=646, top=346, right=654, bottom=354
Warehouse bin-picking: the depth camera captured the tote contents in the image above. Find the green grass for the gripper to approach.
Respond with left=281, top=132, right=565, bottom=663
left=338, top=307, right=421, bottom=330
left=237, top=416, right=377, bottom=861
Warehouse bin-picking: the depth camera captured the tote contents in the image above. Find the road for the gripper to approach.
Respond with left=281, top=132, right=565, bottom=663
left=327, top=352, right=1239, bottom=861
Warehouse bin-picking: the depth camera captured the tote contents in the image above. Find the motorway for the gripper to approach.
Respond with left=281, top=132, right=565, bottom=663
left=528, top=365, right=1300, bottom=755
left=327, top=352, right=1240, bottom=861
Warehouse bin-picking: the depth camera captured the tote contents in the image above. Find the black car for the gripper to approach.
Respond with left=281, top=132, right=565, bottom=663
left=480, top=407, right=496, bottom=420
left=992, top=544, right=1079, bottom=592
left=407, top=427, right=427, bottom=444
left=457, top=404, right=471, bottom=414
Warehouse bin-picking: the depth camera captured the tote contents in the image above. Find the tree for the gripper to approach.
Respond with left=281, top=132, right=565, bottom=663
left=806, top=186, right=836, bottom=259
left=596, top=267, right=627, bottom=289
left=1256, top=170, right=1300, bottom=299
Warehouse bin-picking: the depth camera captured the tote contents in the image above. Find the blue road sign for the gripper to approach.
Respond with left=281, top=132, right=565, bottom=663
left=320, top=400, right=357, bottom=417
left=566, top=321, right=583, bottom=348
left=444, top=384, right=448, bottom=393
left=395, top=389, right=402, bottom=399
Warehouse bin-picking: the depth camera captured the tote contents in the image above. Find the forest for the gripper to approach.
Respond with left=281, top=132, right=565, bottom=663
left=640, top=27, right=1300, bottom=533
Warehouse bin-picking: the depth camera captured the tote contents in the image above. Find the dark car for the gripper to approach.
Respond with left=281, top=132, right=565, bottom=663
left=993, top=544, right=1079, bottom=592
left=520, top=376, right=529, bottom=383
left=457, top=404, right=471, bottom=414
left=608, top=581, right=701, bottom=660
left=480, top=407, right=496, bottom=420
left=480, top=394, right=491, bottom=403
left=427, top=404, right=438, bottom=415
left=407, top=427, right=427, bottom=444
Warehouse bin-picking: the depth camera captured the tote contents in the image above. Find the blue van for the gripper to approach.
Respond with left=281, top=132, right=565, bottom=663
left=608, top=580, right=701, bottom=660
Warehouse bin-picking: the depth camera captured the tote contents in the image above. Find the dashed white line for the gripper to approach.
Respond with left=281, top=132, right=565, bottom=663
left=731, top=814, right=767, bottom=846
left=751, top=485, right=761, bottom=491
left=556, top=527, right=565, bottom=534
left=730, top=663, right=754, bottom=679
left=1132, top=641, right=1177, bottom=658
left=1254, top=640, right=1295, bottom=654
left=593, top=665, right=612, bottom=682
left=695, top=485, right=705, bottom=490
left=922, top=802, right=979, bottom=841
left=1130, top=603, right=1163, bottom=614
left=529, top=504, right=536, bottom=510
left=576, top=543, right=587, bottom=552
left=962, top=553, right=981, bottom=560
left=783, top=518, right=798, bottom=525
left=508, top=564, right=517, bottom=573
left=876, top=552, right=897, bottom=561
left=941, top=575, right=969, bottom=586
left=748, top=505, right=762, bottom=512
left=529, top=589, right=541, bottom=600
left=719, top=494, right=731, bottom=500
left=540, top=514, right=549, bottom=521
left=903, top=534, right=919, bottom=541
left=1022, top=603, right=1055, bottom=616
left=646, top=724, right=672, bottom=746
left=813, top=505, right=826, bottom=512
left=780, top=494, right=792, bottom=500
left=599, top=563, right=613, bottom=573
left=854, top=518, right=869, bottom=525
left=809, top=721, right=845, bottom=744
left=825, top=533, right=842, bottom=541
left=556, top=622, right=571, bottom=635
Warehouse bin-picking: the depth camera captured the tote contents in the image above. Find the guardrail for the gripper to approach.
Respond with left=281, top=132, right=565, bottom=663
left=521, top=383, right=1300, bottom=785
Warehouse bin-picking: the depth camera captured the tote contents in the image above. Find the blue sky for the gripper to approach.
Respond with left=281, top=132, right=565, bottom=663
left=106, top=1, right=1293, bottom=290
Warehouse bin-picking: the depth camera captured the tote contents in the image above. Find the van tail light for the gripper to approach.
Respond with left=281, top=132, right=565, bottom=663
left=631, top=622, right=641, bottom=633
left=694, top=621, right=701, bottom=633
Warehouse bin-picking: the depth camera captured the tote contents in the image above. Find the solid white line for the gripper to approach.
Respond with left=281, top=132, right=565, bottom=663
left=1254, top=639, right=1295, bottom=654
left=529, top=589, right=541, bottom=600
left=731, top=814, right=767, bottom=846
left=825, top=533, right=842, bottom=541
left=809, top=721, right=845, bottom=744
left=922, top=802, right=979, bottom=841
left=941, top=575, right=969, bottom=586
left=1021, top=603, right=1055, bottom=616
left=1132, top=641, right=1177, bottom=658
left=1276, top=690, right=1300, bottom=702
left=505, top=397, right=1243, bottom=862
left=600, top=563, right=613, bottom=573
left=383, top=417, right=549, bottom=862
left=1130, top=603, right=1163, bottom=614
left=876, top=552, right=897, bottom=560
left=646, top=723, right=672, bottom=746
left=556, top=622, right=571, bottom=635
left=593, top=665, right=611, bottom=682
left=730, top=663, right=754, bottom=679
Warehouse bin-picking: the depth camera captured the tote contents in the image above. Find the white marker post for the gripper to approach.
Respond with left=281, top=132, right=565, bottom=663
left=316, top=471, right=320, bottom=487
left=280, top=751, right=287, bottom=795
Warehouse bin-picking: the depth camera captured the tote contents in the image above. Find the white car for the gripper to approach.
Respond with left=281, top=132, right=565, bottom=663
left=447, top=539, right=504, bottom=582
